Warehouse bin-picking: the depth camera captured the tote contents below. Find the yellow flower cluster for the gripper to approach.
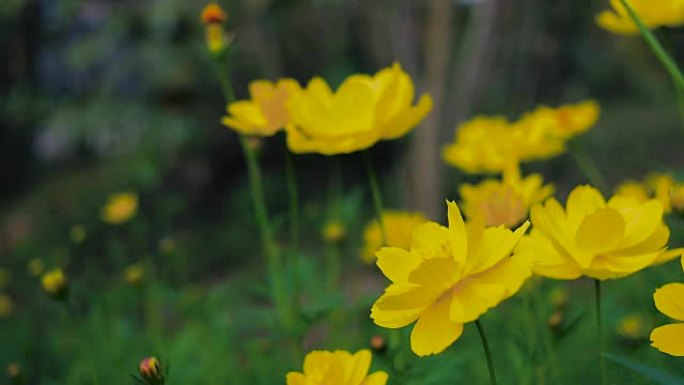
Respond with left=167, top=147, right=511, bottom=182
left=596, top=0, right=684, bottom=35
left=361, top=210, right=427, bottom=264
left=286, top=349, right=387, bottom=385
left=615, top=172, right=684, bottom=213
left=222, top=63, right=433, bottom=155
left=371, top=201, right=532, bottom=356
left=443, top=100, right=599, bottom=174
left=102, top=192, right=138, bottom=225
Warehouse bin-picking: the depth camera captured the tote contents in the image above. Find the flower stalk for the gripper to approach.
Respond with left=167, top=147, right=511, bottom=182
left=595, top=279, right=607, bottom=385
left=476, top=319, right=497, bottom=385
left=363, top=150, right=388, bottom=246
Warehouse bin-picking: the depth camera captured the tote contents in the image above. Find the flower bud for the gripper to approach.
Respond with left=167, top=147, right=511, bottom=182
left=322, top=220, right=346, bottom=243
left=370, top=335, right=387, bottom=354
left=201, top=3, right=230, bottom=56
left=139, top=357, right=163, bottom=384
left=547, top=310, right=563, bottom=331
left=41, top=269, right=69, bottom=302
left=6, top=363, right=23, bottom=385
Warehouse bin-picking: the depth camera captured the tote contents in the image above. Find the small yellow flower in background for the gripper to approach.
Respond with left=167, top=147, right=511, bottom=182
left=6, top=363, right=21, bottom=382
left=322, top=220, right=346, bottom=243
left=548, top=286, right=569, bottom=309
left=102, top=192, right=138, bottom=225
left=158, top=237, right=177, bottom=255
left=0, top=269, right=11, bottom=289
left=0, top=293, right=13, bottom=318
left=41, top=269, right=68, bottom=301
left=596, top=0, right=684, bottom=35
left=459, top=167, right=553, bottom=228
left=361, top=210, right=426, bottom=264
left=519, top=100, right=600, bottom=139
left=222, top=79, right=302, bottom=137
left=646, top=173, right=676, bottom=213
left=123, top=264, right=145, bottom=286
left=286, top=349, right=388, bottom=385
left=201, top=3, right=229, bottom=54
left=371, top=201, right=532, bottom=356
left=671, top=184, right=684, bottom=213
left=614, top=180, right=649, bottom=203
left=27, top=258, right=44, bottom=277
left=286, top=62, right=433, bottom=155
left=69, top=224, right=87, bottom=244
left=617, top=314, right=648, bottom=340
left=519, top=185, right=683, bottom=280
left=139, top=356, right=163, bottom=384
left=651, top=283, right=684, bottom=356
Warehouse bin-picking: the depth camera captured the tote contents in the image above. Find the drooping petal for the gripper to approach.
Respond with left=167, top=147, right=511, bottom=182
left=371, top=285, right=438, bottom=328
left=410, top=294, right=464, bottom=356
left=654, top=283, right=684, bottom=321
left=585, top=251, right=660, bottom=280
left=650, top=323, right=684, bottom=356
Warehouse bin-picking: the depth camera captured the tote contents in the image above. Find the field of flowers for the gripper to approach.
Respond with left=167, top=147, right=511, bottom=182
left=2, top=0, right=684, bottom=384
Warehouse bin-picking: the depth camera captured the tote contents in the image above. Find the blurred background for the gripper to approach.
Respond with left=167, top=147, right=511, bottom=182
left=1, top=0, right=684, bottom=384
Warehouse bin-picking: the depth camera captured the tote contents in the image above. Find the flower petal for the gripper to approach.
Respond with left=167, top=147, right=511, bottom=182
left=575, top=207, right=625, bottom=255
left=376, top=247, right=422, bottom=283
left=361, top=372, right=389, bottom=385
left=650, top=323, right=684, bottom=356
left=654, top=283, right=684, bottom=321
left=410, top=293, right=464, bottom=356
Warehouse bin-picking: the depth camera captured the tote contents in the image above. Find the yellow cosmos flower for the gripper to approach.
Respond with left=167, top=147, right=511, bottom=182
left=671, top=184, right=684, bottom=212
left=614, top=180, right=649, bottom=203
left=322, top=220, right=346, bottom=243
left=285, top=63, right=433, bottom=155
left=0, top=293, right=13, bottom=318
left=286, top=349, right=388, bottom=385
left=361, top=211, right=427, bottom=264
left=596, top=0, right=684, bottom=35
left=518, top=100, right=600, bottom=139
left=41, top=269, right=68, bottom=300
left=459, top=168, right=554, bottom=228
left=102, top=192, right=138, bottom=225
left=222, top=79, right=302, bottom=137
left=651, top=283, right=684, bottom=356
left=646, top=173, right=676, bottom=213
left=520, top=185, right=683, bottom=280
left=370, top=201, right=532, bottom=356
left=617, top=314, right=648, bottom=340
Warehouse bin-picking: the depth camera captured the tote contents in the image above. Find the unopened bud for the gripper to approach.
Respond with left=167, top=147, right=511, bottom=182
left=139, top=357, right=163, bottom=385
left=370, top=335, right=386, bottom=354
left=41, top=269, right=69, bottom=302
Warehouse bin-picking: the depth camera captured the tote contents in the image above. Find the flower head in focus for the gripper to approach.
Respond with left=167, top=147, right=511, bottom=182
left=596, top=0, right=684, bottom=35
left=371, top=201, right=532, bottom=356
left=459, top=166, right=553, bottom=228
left=361, top=211, right=426, bottom=264
left=651, top=282, right=684, bottom=356
left=102, top=192, right=138, bottom=225
left=41, top=269, right=69, bottom=301
left=286, top=349, right=388, bottom=385
left=286, top=63, right=433, bottom=155
left=519, top=185, right=683, bottom=281
left=223, top=79, right=302, bottom=137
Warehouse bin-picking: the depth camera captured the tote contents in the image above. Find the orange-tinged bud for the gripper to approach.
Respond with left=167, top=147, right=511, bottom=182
left=201, top=3, right=227, bottom=24
left=370, top=335, right=386, bottom=353
left=139, top=357, right=163, bottom=383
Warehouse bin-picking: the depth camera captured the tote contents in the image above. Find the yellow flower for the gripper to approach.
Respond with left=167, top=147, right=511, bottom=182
left=520, top=185, right=683, bottom=280
left=671, top=184, right=684, bottom=212
left=361, top=211, right=427, bottom=264
left=322, top=220, right=346, bottom=243
left=6, top=363, right=21, bottom=380
left=201, top=3, right=229, bottom=54
left=41, top=269, right=68, bottom=300
left=123, top=264, right=144, bottom=286
left=596, top=0, right=684, bottom=35
left=651, top=283, right=684, bottom=356
left=0, top=294, right=13, bottom=318
left=286, top=349, right=388, bottom=385
left=69, top=224, right=87, bottom=244
left=646, top=173, right=676, bottom=213
left=286, top=63, right=433, bottom=155
left=370, top=201, right=532, bottom=356
left=102, top=192, right=138, bottom=225
left=27, top=258, right=44, bottom=277
left=614, top=180, right=649, bottom=203
left=0, top=269, right=11, bottom=289
left=222, top=79, right=302, bottom=137
left=459, top=168, right=553, bottom=228
left=618, top=314, right=647, bottom=339
left=518, top=100, right=600, bottom=139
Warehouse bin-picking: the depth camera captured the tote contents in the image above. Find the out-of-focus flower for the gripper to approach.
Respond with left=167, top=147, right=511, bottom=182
left=614, top=180, right=649, bottom=203
left=459, top=167, right=553, bottom=228
left=671, top=184, right=684, bottom=213
left=651, top=283, right=684, bottom=356
left=615, top=173, right=682, bottom=214
left=519, top=185, right=683, bottom=280
left=286, top=63, right=433, bottom=155
left=201, top=3, right=229, bottom=55
left=101, top=192, right=138, bottom=225
left=371, top=201, right=532, bottom=356
left=618, top=314, right=648, bottom=340
left=548, top=286, right=569, bottom=309
left=596, top=0, right=684, bottom=35
left=27, top=258, right=44, bottom=277
left=139, top=357, right=163, bottom=384
left=158, top=237, right=177, bottom=255
left=6, top=363, right=22, bottom=384
left=69, top=224, right=87, bottom=244
left=123, top=264, right=144, bottom=286
left=518, top=100, right=599, bottom=140
left=286, top=349, right=388, bottom=385
left=0, top=294, right=13, bottom=318
left=0, top=269, right=11, bottom=289
left=322, top=220, right=346, bottom=243
left=548, top=310, right=564, bottom=330
left=223, top=79, right=302, bottom=137
left=370, top=335, right=387, bottom=354
left=646, top=173, right=676, bottom=213
left=361, top=211, right=426, bottom=264
left=41, top=269, right=68, bottom=301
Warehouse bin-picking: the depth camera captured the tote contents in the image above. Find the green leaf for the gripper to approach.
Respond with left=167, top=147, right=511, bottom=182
left=603, top=352, right=684, bottom=385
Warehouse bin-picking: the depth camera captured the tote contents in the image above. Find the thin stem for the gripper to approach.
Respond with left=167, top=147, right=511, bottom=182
left=284, top=149, right=300, bottom=262
left=363, top=151, right=388, bottom=246
left=476, top=319, right=497, bottom=385
left=569, top=141, right=609, bottom=195
left=595, top=279, right=607, bottom=385
left=64, top=305, right=102, bottom=385
left=619, top=0, right=684, bottom=91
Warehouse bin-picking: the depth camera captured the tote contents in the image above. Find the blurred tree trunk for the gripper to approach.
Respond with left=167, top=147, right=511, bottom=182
left=406, top=0, right=454, bottom=220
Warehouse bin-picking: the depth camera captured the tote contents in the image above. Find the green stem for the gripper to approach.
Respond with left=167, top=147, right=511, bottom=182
left=476, top=319, right=498, bottom=385
left=569, top=141, right=609, bottom=195
left=284, top=149, right=300, bottom=265
left=619, top=0, right=684, bottom=91
left=595, top=279, right=607, bottom=385
left=64, top=305, right=101, bottom=385
left=363, top=151, right=388, bottom=246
